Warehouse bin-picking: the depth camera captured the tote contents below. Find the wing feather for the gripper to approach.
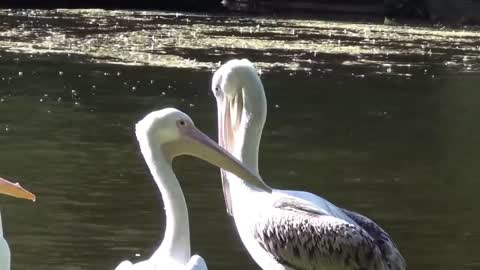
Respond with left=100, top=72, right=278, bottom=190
left=253, top=199, right=385, bottom=270
left=341, top=209, right=406, bottom=270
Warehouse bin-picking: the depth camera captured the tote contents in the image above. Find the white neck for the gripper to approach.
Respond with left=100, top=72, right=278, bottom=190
left=232, top=72, right=267, bottom=175
left=0, top=212, right=3, bottom=236
left=137, top=137, right=190, bottom=263
left=224, top=72, right=267, bottom=199
left=232, top=119, right=260, bottom=176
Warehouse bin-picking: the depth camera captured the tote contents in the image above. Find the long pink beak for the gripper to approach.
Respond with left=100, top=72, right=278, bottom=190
left=0, top=177, right=36, bottom=201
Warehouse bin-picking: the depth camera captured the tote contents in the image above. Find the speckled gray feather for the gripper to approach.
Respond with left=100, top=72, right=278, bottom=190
left=341, top=209, right=406, bottom=270
left=253, top=198, right=386, bottom=270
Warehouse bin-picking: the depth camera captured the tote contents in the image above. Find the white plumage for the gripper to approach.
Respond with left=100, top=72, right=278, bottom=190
left=0, top=213, right=11, bottom=270
left=115, top=108, right=262, bottom=270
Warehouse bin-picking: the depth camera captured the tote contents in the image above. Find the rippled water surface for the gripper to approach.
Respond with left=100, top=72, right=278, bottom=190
left=0, top=9, right=479, bottom=270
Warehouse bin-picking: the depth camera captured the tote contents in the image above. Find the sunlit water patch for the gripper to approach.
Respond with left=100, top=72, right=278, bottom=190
left=0, top=9, right=479, bottom=76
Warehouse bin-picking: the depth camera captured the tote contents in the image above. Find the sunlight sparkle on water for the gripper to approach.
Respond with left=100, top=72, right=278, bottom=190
left=0, top=9, right=478, bottom=75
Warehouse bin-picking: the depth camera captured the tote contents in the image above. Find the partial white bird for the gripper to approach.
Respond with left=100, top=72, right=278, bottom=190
left=210, top=59, right=406, bottom=270
left=0, top=177, right=36, bottom=270
left=115, top=108, right=263, bottom=270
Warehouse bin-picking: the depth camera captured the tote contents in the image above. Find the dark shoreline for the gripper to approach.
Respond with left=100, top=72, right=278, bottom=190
left=0, top=0, right=224, bottom=12
left=0, top=0, right=478, bottom=26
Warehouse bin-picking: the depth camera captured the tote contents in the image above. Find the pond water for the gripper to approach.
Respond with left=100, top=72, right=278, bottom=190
left=0, top=9, right=479, bottom=270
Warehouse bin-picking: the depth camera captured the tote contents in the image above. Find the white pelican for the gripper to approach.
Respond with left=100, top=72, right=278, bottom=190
left=211, top=59, right=406, bottom=270
left=0, top=177, right=36, bottom=270
left=115, top=108, right=264, bottom=270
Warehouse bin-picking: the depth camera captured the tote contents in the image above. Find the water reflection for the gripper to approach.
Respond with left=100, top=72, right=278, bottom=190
left=0, top=9, right=479, bottom=270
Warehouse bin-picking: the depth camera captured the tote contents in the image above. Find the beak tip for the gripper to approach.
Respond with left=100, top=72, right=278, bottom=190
left=0, top=177, right=36, bottom=202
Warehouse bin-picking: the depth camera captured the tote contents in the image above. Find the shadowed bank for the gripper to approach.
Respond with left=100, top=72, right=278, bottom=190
left=0, top=0, right=223, bottom=11
left=1, top=0, right=480, bottom=25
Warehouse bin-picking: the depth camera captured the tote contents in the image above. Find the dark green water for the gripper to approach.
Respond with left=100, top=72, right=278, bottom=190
left=0, top=9, right=479, bottom=270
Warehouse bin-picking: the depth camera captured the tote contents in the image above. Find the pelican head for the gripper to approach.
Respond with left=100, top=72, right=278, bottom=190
left=212, top=59, right=267, bottom=160
left=135, top=108, right=262, bottom=186
left=0, top=177, right=35, bottom=201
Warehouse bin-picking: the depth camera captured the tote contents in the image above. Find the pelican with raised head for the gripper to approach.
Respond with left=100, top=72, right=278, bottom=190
left=115, top=108, right=263, bottom=270
left=0, top=177, right=36, bottom=270
left=211, top=59, right=406, bottom=270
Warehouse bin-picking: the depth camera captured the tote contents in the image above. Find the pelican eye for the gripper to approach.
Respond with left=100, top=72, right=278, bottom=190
left=177, top=120, right=186, bottom=126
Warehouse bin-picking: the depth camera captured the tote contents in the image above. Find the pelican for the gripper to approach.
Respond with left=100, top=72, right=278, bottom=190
left=211, top=59, right=406, bottom=270
left=0, top=177, right=36, bottom=270
left=115, top=108, right=264, bottom=270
